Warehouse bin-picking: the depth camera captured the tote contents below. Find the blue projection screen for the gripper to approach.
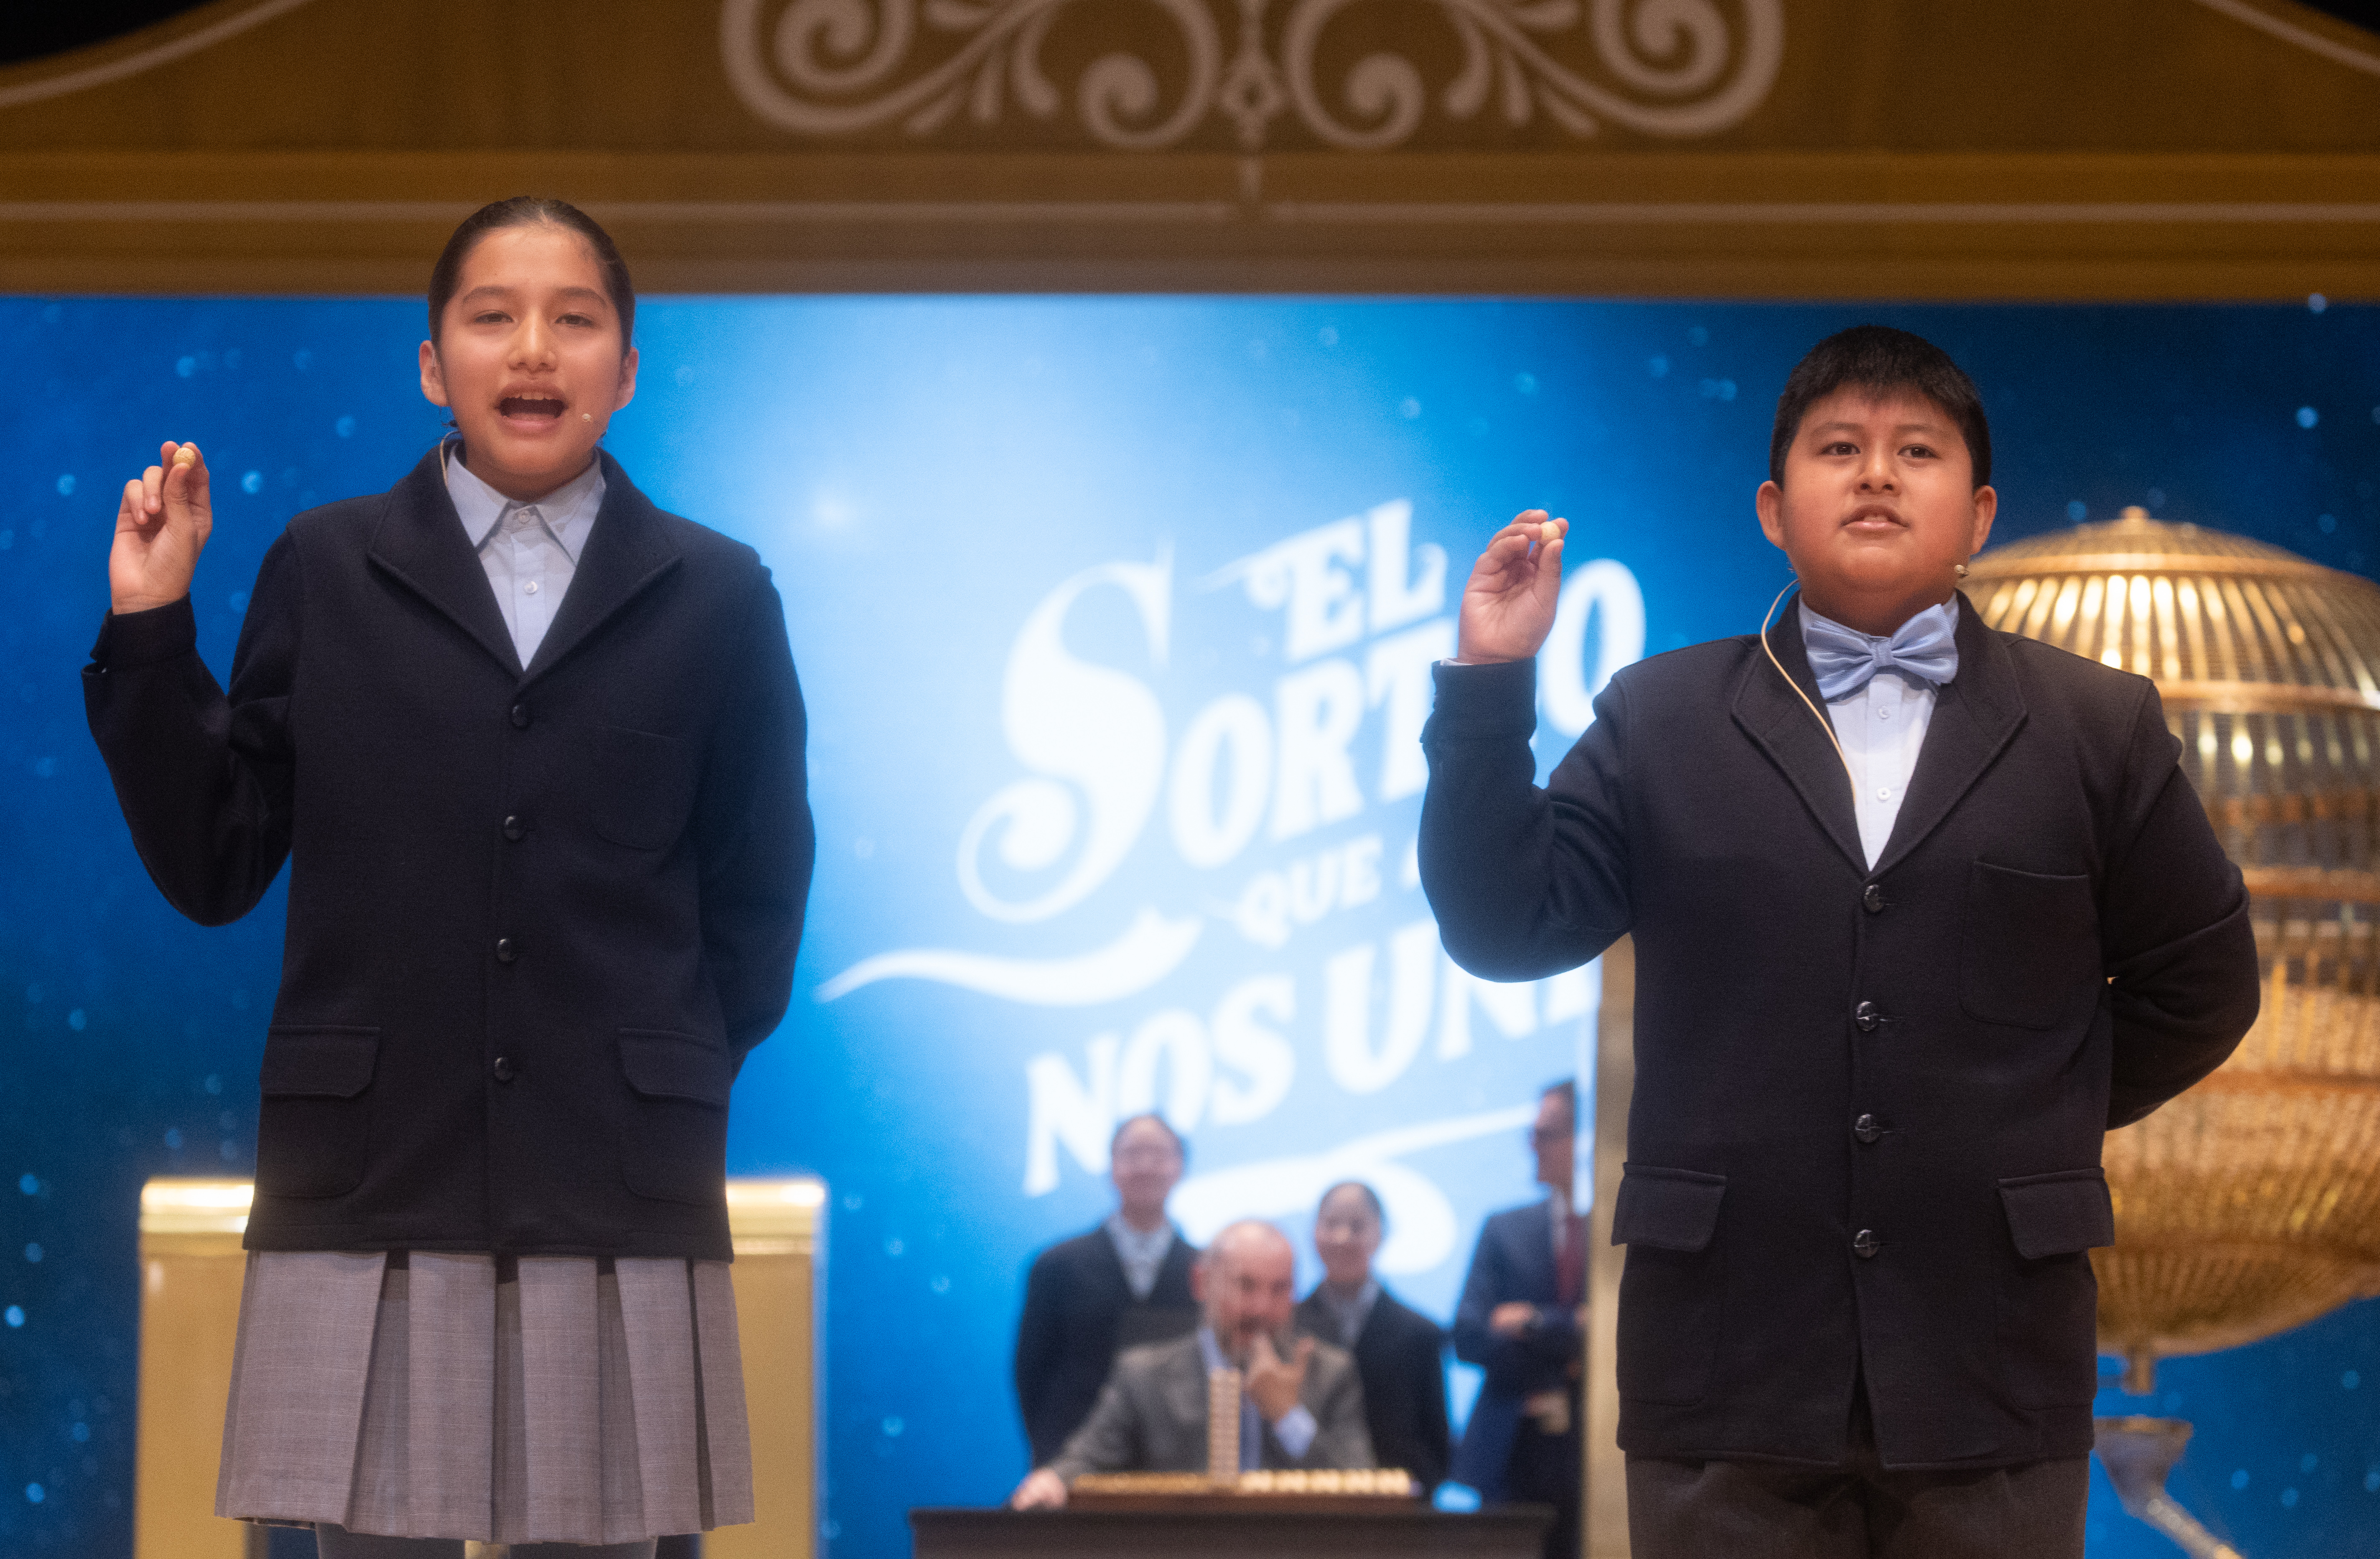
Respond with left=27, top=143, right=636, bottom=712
left=3, top=297, right=2377, bottom=1559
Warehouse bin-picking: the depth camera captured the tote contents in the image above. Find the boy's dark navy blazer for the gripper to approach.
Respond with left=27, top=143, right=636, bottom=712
left=1420, top=596, right=2260, bottom=1471
left=84, top=448, right=814, bottom=1262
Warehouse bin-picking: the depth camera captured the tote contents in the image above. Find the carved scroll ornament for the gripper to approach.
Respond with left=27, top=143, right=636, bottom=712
left=720, top=0, right=1785, bottom=152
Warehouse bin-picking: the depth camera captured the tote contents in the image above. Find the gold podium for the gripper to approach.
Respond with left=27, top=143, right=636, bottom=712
left=135, top=1177, right=824, bottom=1559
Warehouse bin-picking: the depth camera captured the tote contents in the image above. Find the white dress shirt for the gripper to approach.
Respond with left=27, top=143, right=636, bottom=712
left=1104, top=1214, right=1176, bottom=1302
left=1803, top=602, right=1940, bottom=869
left=443, top=443, right=604, bottom=666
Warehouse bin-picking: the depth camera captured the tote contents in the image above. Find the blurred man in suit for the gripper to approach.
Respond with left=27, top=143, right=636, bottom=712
left=1011, top=1220, right=1375, bottom=1506
left=1013, top=1114, right=1201, bottom=1466
left=1453, top=1080, right=1584, bottom=1559
left=1296, top=1180, right=1451, bottom=1493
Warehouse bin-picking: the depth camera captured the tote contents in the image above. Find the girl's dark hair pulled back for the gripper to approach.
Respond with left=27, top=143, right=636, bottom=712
left=428, top=196, right=635, bottom=352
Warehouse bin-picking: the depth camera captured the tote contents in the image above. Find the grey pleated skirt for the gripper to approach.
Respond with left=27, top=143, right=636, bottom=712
left=216, top=1250, right=754, bottom=1544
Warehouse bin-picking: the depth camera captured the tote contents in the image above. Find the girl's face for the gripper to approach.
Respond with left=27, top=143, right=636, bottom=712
left=418, top=223, right=639, bottom=501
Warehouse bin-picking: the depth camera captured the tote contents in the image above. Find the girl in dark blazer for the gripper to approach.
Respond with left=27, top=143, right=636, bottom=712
left=87, top=199, right=814, bottom=1558
left=1295, top=1181, right=1452, bottom=1494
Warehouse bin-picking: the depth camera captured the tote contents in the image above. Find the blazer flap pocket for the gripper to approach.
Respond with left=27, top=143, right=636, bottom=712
left=1611, top=1164, right=1727, bottom=1252
left=618, top=1029, right=731, bottom=1108
left=1999, top=1169, right=2115, bottom=1259
left=260, top=1026, right=379, bottom=1098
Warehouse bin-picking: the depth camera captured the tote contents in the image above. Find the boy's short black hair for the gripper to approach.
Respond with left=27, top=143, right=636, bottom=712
left=1769, top=326, right=1991, bottom=489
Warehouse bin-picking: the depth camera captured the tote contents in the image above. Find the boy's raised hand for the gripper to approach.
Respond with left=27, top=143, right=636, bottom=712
left=111, top=441, right=213, bottom=617
left=1455, top=510, right=1566, bottom=664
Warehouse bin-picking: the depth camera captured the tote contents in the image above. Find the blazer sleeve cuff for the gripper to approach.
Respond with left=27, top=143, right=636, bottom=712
left=91, top=597, right=198, bottom=672
left=1426, top=658, right=1537, bottom=741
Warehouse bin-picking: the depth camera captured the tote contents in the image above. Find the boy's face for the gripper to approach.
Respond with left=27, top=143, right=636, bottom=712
left=418, top=222, right=639, bottom=502
left=1754, top=386, right=1997, bottom=634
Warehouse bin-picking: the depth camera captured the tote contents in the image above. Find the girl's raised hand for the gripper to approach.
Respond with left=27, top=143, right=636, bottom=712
left=111, top=441, right=214, bottom=616
left=1454, top=510, right=1567, bottom=664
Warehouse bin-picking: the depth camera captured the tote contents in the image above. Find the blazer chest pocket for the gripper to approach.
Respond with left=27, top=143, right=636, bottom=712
left=255, top=1026, right=378, bottom=1200
left=587, top=725, right=698, bottom=852
left=1996, top=1169, right=2115, bottom=1407
left=1959, top=860, right=2099, bottom=1029
left=1611, top=1164, right=1726, bottom=1406
left=617, top=1029, right=731, bottom=1206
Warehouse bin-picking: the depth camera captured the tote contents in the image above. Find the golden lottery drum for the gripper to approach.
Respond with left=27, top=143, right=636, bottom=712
left=1967, top=510, right=2380, bottom=1387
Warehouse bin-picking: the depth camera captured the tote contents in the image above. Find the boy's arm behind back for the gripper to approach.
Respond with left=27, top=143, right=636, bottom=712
left=2100, top=681, right=2262, bottom=1127
left=1419, top=657, right=1631, bottom=983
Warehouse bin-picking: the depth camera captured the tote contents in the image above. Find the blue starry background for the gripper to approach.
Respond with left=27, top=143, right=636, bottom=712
left=1, top=296, right=2377, bottom=1557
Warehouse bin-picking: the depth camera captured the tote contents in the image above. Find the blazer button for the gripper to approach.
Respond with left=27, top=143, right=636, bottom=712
left=492, top=1055, right=517, bottom=1083
left=1853, top=1229, right=1880, bottom=1258
left=1863, top=884, right=1885, bottom=914
left=496, top=936, right=518, bottom=964
left=510, top=703, right=531, bottom=729
left=1854, top=1000, right=1880, bottom=1032
left=502, top=815, right=526, bottom=842
left=1854, top=1113, right=1882, bottom=1144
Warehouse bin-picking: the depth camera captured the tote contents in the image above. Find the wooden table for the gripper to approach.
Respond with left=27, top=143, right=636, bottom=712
left=911, top=1503, right=1554, bottom=1558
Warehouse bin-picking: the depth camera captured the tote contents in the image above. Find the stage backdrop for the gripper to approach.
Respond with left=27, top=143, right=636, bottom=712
left=3, top=297, right=2377, bottom=1559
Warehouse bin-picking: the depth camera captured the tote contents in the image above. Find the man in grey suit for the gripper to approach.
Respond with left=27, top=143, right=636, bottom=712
left=1011, top=1220, right=1374, bottom=1506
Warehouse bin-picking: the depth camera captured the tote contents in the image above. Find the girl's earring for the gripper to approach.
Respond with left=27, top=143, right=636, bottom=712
left=1955, top=561, right=1970, bottom=578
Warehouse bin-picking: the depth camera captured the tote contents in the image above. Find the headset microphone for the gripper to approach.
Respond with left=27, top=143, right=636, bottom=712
left=1759, top=579, right=1859, bottom=790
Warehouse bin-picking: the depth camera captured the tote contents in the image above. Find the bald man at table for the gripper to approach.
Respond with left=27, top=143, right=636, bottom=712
left=1011, top=1220, right=1375, bottom=1507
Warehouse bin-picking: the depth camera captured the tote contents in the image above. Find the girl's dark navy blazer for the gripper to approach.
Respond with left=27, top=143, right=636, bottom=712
left=84, top=448, right=815, bottom=1263
left=1419, top=598, right=2261, bottom=1472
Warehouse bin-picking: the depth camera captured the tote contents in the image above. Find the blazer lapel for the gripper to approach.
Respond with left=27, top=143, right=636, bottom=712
left=1730, top=599, right=1867, bottom=876
left=365, top=448, right=523, bottom=678
left=1871, top=594, right=2027, bottom=876
left=519, top=451, right=684, bottom=688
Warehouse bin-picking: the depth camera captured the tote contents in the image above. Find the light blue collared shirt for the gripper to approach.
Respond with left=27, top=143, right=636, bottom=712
left=1196, top=1325, right=1318, bottom=1465
left=443, top=443, right=604, bottom=667
left=1800, top=601, right=1944, bottom=869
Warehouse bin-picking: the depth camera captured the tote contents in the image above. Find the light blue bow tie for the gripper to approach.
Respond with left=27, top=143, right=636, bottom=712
left=1800, top=600, right=1960, bottom=700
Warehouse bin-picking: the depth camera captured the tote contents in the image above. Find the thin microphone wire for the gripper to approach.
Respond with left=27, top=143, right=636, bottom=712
left=1759, top=580, right=1859, bottom=791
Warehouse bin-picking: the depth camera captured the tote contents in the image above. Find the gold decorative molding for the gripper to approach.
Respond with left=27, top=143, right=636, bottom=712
left=4, top=0, right=2380, bottom=293
left=717, top=0, right=1784, bottom=153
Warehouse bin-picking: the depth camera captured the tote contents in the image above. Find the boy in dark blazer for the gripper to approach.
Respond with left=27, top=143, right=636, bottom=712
left=1420, top=326, right=2260, bottom=1558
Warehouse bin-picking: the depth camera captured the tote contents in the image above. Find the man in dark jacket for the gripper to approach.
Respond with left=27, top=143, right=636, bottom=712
left=1420, top=327, right=2260, bottom=1557
left=1296, top=1180, right=1452, bottom=1493
left=1013, top=1114, right=1200, bottom=1467
left=1449, top=1083, right=1584, bottom=1557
